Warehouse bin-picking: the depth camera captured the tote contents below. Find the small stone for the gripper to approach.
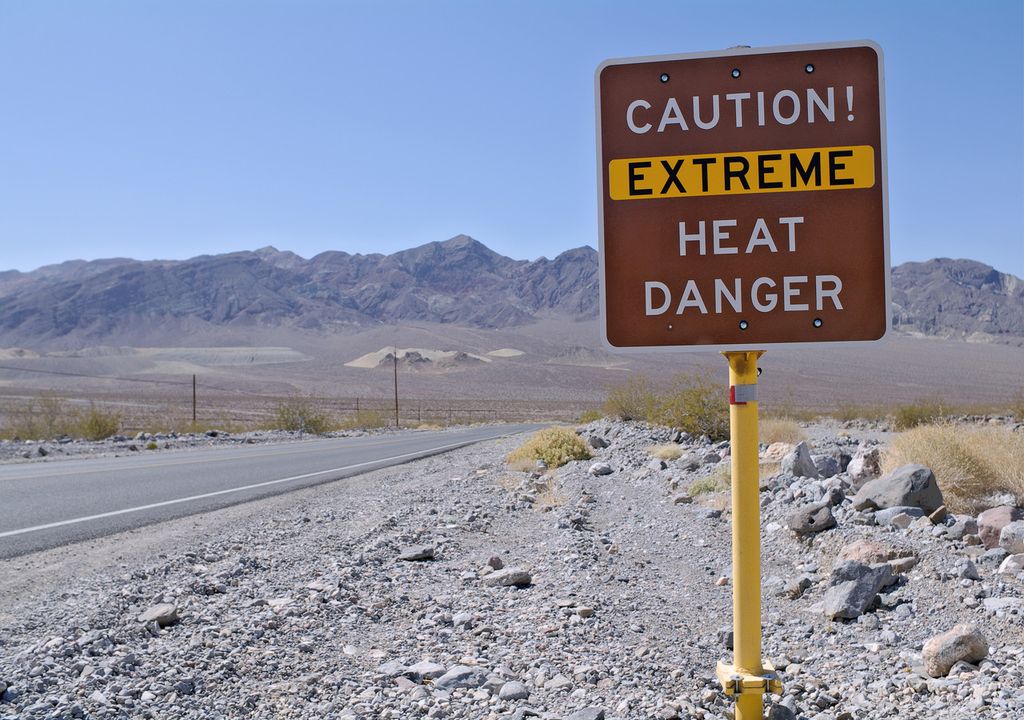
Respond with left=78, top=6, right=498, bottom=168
left=406, top=661, right=447, bottom=681
left=487, top=556, right=504, bottom=570
left=499, top=680, right=531, bottom=700
left=481, top=567, right=532, bottom=587
left=589, top=462, right=613, bottom=476
left=577, top=606, right=595, bottom=618
left=565, top=709, right=605, bottom=720
left=398, top=544, right=435, bottom=561
left=433, top=665, right=489, bottom=690
left=136, top=603, right=178, bottom=627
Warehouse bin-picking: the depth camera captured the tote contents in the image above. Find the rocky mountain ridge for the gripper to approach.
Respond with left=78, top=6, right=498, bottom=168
left=0, top=236, right=1020, bottom=348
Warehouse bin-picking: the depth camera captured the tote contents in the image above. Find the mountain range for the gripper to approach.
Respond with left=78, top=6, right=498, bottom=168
left=0, top=235, right=1021, bottom=349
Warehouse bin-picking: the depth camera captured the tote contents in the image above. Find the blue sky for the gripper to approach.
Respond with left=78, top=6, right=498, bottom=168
left=1, top=0, right=1021, bottom=276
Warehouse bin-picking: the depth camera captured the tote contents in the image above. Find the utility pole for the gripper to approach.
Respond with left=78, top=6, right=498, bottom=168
left=392, top=346, right=399, bottom=428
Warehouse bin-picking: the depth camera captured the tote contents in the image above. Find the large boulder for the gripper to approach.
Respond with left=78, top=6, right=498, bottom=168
left=781, top=442, right=818, bottom=479
left=836, top=539, right=904, bottom=565
left=851, top=465, right=943, bottom=514
left=978, top=506, right=1024, bottom=549
left=922, top=625, right=988, bottom=677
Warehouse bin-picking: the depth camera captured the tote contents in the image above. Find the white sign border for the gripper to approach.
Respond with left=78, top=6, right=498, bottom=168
left=594, top=40, right=891, bottom=354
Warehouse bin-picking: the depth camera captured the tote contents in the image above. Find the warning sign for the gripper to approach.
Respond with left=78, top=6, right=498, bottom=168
left=596, top=41, right=890, bottom=350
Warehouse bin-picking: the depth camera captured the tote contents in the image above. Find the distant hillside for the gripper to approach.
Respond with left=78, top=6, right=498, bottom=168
left=892, top=259, right=1024, bottom=343
left=0, top=238, right=1020, bottom=348
left=0, top=236, right=599, bottom=348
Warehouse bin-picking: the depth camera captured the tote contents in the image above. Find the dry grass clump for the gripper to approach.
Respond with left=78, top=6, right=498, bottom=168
left=760, top=417, right=806, bottom=445
left=688, top=464, right=731, bottom=496
left=648, top=444, right=683, bottom=460
left=892, top=399, right=947, bottom=431
left=271, top=396, right=336, bottom=434
left=882, top=423, right=1024, bottom=514
left=506, top=426, right=591, bottom=471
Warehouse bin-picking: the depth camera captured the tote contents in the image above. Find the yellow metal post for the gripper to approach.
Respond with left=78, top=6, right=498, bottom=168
left=716, top=350, right=780, bottom=720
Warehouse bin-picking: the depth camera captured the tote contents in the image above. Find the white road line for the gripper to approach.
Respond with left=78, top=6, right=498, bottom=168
left=0, top=435, right=493, bottom=539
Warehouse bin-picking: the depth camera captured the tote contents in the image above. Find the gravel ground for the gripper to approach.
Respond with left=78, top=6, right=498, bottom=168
left=1, top=420, right=1022, bottom=719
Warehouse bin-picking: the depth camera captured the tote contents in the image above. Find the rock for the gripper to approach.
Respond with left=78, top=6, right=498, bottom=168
left=998, top=553, right=1024, bottom=575
left=763, top=442, right=794, bottom=462
left=836, top=539, right=899, bottom=565
left=481, top=567, right=532, bottom=587
left=406, top=661, right=446, bottom=681
left=588, top=435, right=609, bottom=449
left=433, top=665, right=488, bottom=689
left=647, top=459, right=667, bottom=471
left=589, top=462, right=613, bottom=476
left=700, top=451, right=722, bottom=465
left=487, top=555, right=504, bottom=570
left=452, top=612, right=473, bottom=629
left=565, top=709, right=605, bottom=720
left=136, top=603, right=179, bottom=627
left=928, top=504, right=948, bottom=524
left=398, top=544, right=435, bottom=561
left=851, top=465, right=943, bottom=514
left=946, top=515, right=980, bottom=540
left=820, top=561, right=894, bottom=619
left=787, top=503, right=836, bottom=534
left=998, top=520, right=1024, bottom=553
left=922, top=625, right=988, bottom=677
left=499, top=680, right=531, bottom=700
left=977, top=505, right=1024, bottom=549
left=878, top=508, right=921, bottom=529
left=718, top=626, right=734, bottom=649
left=847, top=445, right=881, bottom=485
left=781, top=442, right=818, bottom=478
left=767, top=703, right=798, bottom=720
left=812, top=454, right=840, bottom=479
left=376, top=660, right=408, bottom=677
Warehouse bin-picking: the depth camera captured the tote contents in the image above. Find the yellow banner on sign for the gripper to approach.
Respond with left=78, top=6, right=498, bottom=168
left=608, top=145, right=875, bottom=200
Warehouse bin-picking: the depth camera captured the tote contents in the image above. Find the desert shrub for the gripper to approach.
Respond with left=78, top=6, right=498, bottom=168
left=578, top=408, right=602, bottom=424
left=272, top=397, right=334, bottom=434
left=507, top=427, right=591, bottom=470
left=892, top=399, right=946, bottom=431
left=603, top=375, right=656, bottom=421
left=74, top=403, right=122, bottom=440
left=648, top=443, right=683, bottom=460
left=654, top=371, right=729, bottom=441
left=2, top=395, right=75, bottom=440
left=882, top=424, right=1024, bottom=513
left=830, top=403, right=889, bottom=423
left=760, top=417, right=806, bottom=445
left=688, top=464, right=731, bottom=496
left=146, top=441, right=158, bottom=450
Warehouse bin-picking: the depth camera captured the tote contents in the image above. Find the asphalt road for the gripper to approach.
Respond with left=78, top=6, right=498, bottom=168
left=0, top=424, right=542, bottom=559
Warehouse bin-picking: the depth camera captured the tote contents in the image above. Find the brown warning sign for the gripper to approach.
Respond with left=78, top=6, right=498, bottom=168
left=596, top=41, right=890, bottom=350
